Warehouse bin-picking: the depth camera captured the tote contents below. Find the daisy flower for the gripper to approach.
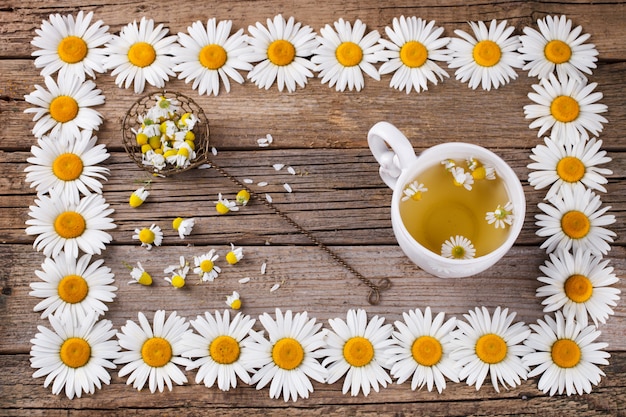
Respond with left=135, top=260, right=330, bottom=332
left=243, top=309, right=327, bottom=401
left=485, top=201, right=515, bottom=229
left=312, top=18, right=387, bottom=92
left=441, top=235, right=476, bottom=260
left=401, top=180, right=428, bottom=202
left=535, top=184, right=616, bottom=255
left=132, top=224, right=163, bottom=250
left=446, top=19, right=523, bottom=90
left=171, top=18, right=253, bottom=96
left=387, top=307, right=459, bottom=393
left=450, top=166, right=474, bottom=190
left=25, top=191, right=115, bottom=260
left=193, top=250, right=221, bottom=282
left=524, top=73, right=608, bottom=145
left=528, top=136, right=612, bottom=200
left=127, top=261, right=152, bottom=286
left=225, top=291, right=242, bottom=310
left=30, top=310, right=119, bottom=399
left=215, top=193, right=239, bottom=214
left=467, top=157, right=496, bottom=180
left=30, top=251, right=117, bottom=319
left=225, top=243, right=244, bottom=265
left=518, top=15, right=598, bottom=81
left=243, top=14, right=318, bottom=92
left=181, top=310, right=256, bottom=391
left=31, top=11, right=111, bottom=82
left=537, top=249, right=620, bottom=327
left=320, top=308, right=394, bottom=396
left=378, top=16, right=450, bottom=93
left=103, top=17, right=177, bottom=94
left=164, top=256, right=190, bottom=288
left=25, top=131, right=110, bottom=205
left=450, top=306, right=532, bottom=392
left=116, top=310, right=192, bottom=393
left=172, top=217, right=195, bottom=239
left=24, top=72, right=105, bottom=141
left=129, top=187, right=150, bottom=208
left=523, top=311, right=610, bottom=396
left=236, top=189, right=251, bottom=205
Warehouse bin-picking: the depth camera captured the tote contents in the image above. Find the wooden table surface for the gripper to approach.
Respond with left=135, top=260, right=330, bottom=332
left=1, top=1, right=625, bottom=415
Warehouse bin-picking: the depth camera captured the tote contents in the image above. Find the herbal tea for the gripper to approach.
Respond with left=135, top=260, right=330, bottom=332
left=399, top=158, right=513, bottom=258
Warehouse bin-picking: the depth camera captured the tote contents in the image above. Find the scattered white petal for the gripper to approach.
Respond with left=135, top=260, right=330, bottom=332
left=270, top=283, right=280, bottom=292
left=238, top=277, right=251, bottom=284
left=265, top=193, right=272, bottom=203
left=211, top=147, right=218, bottom=156
left=197, top=164, right=212, bottom=169
left=243, top=178, right=254, bottom=184
left=257, top=181, right=268, bottom=187
left=283, top=183, right=292, bottom=193
left=273, top=163, right=285, bottom=171
left=287, top=166, right=296, bottom=175
left=261, top=262, right=267, bottom=275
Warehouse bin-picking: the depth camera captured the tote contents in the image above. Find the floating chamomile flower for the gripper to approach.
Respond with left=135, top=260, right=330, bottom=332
left=193, top=250, right=221, bottom=282
left=485, top=201, right=514, bottom=229
left=523, top=311, right=610, bottom=396
left=225, top=243, right=244, bottom=265
left=450, top=167, right=474, bottom=190
left=387, top=307, right=459, bottom=393
left=127, top=261, right=152, bottom=286
left=25, top=191, right=115, bottom=260
left=129, top=187, right=150, bottom=208
left=312, top=18, right=387, bottom=92
left=243, top=309, right=327, bottom=401
left=524, top=73, right=607, bottom=145
left=441, top=235, right=476, bottom=260
left=236, top=189, right=251, bottom=205
left=103, top=17, right=177, bottom=94
left=171, top=19, right=253, bottom=96
left=244, top=14, right=318, bottom=92
left=467, top=157, right=496, bottom=180
left=446, top=19, right=523, bottom=91
left=537, top=249, right=620, bottom=327
left=225, top=291, right=242, bottom=310
left=25, top=131, right=110, bottom=205
left=401, top=181, right=428, bottom=202
left=215, top=193, right=239, bottom=214
left=451, top=306, right=532, bottom=392
left=518, top=15, right=598, bottom=81
left=164, top=256, right=190, bottom=288
left=30, top=310, right=119, bottom=399
left=321, top=308, right=394, bottom=396
left=528, top=136, right=612, bottom=200
left=181, top=310, right=256, bottom=391
left=378, top=16, right=450, bottom=93
left=172, top=217, right=195, bottom=239
left=30, top=251, right=116, bottom=319
left=31, top=11, right=111, bottom=82
left=535, top=184, right=616, bottom=256
left=24, top=72, right=105, bottom=141
left=132, top=224, right=163, bottom=250
left=116, top=310, right=192, bottom=393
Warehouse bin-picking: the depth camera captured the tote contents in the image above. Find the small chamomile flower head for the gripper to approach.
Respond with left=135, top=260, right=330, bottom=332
left=164, top=256, right=190, bottom=288
left=485, top=201, right=514, bottom=229
left=103, top=17, right=177, bottom=94
left=193, top=250, right=221, bottom=282
left=524, top=73, right=608, bottom=145
left=236, top=189, right=251, bottom=205
left=129, top=187, right=150, bottom=208
left=31, top=11, right=111, bottom=82
left=225, top=291, right=242, bottom=310
left=450, top=167, right=474, bottom=190
left=401, top=181, right=428, bottom=202
left=147, top=95, right=180, bottom=122
left=132, top=224, right=163, bottom=250
left=24, top=72, right=105, bottom=141
left=537, top=248, right=620, bottom=327
left=378, top=16, right=450, bottom=93
left=518, top=15, right=599, bottom=82
left=446, top=19, right=523, bottom=91
left=535, top=183, right=616, bottom=256
left=25, top=131, right=110, bottom=205
left=441, top=235, right=476, bottom=260
left=312, top=18, right=387, bottom=92
left=225, top=243, right=244, bottom=265
left=116, top=310, right=192, bottom=393
left=467, top=157, right=496, bottom=181
left=244, top=14, right=319, bottom=92
left=215, top=193, right=239, bottom=214
left=523, top=311, right=610, bottom=396
left=441, top=159, right=456, bottom=171
left=128, top=261, right=152, bottom=286
left=172, top=217, right=195, bottom=239
left=528, top=136, right=612, bottom=200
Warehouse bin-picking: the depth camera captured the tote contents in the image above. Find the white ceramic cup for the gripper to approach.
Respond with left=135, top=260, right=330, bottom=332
left=368, top=121, right=526, bottom=278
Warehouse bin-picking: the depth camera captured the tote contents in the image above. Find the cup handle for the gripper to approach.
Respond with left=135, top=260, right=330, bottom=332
left=368, top=122, right=418, bottom=189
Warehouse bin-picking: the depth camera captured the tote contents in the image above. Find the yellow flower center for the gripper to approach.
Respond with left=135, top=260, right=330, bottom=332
left=128, top=42, right=156, bottom=68
left=561, top=210, right=590, bottom=239
left=400, top=41, right=428, bottom=68
left=199, top=259, right=214, bottom=272
left=556, top=156, right=585, bottom=183
left=472, top=40, right=502, bottom=67
left=136, top=133, right=149, bottom=146
left=451, top=246, right=466, bottom=259
left=170, top=275, right=185, bottom=288
left=141, top=337, right=173, bottom=367
left=411, top=335, right=443, bottom=367
left=336, top=41, right=363, bottom=67
left=52, top=153, right=84, bottom=181
left=411, top=192, right=423, bottom=201
left=129, top=194, right=145, bottom=208
left=471, top=166, right=487, bottom=180
left=272, top=337, right=304, bottom=370
left=343, top=336, right=374, bottom=367
left=230, top=299, right=242, bottom=310
left=178, top=147, right=190, bottom=158
left=475, top=333, right=507, bottom=364
left=137, top=271, right=152, bottom=285
left=544, top=39, right=572, bottom=64
left=209, top=335, right=241, bottom=365
left=216, top=202, right=230, bottom=214
left=199, top=44, right=228, bottom=70
left=54, top=211, right=86, bottom=239
left=225, top=251, right=239, bottom=265
left=551, top=338, right=581, bottom=368
left=57, top=36, right=88, bottom=64
left=138, top=228, right=156, bottom=244
left=267, top=39, right=296, bottom=66
left=49, top=96, right=79, bottom=123
left=57, top=274, right=88, bottom=304
left=172, top=217, right=183, bottom=230
left=564, top=274, right=593, bottom=303
left=60, top=337, right=91, bottom=368
left=550, top=96, right=580, bottom=123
